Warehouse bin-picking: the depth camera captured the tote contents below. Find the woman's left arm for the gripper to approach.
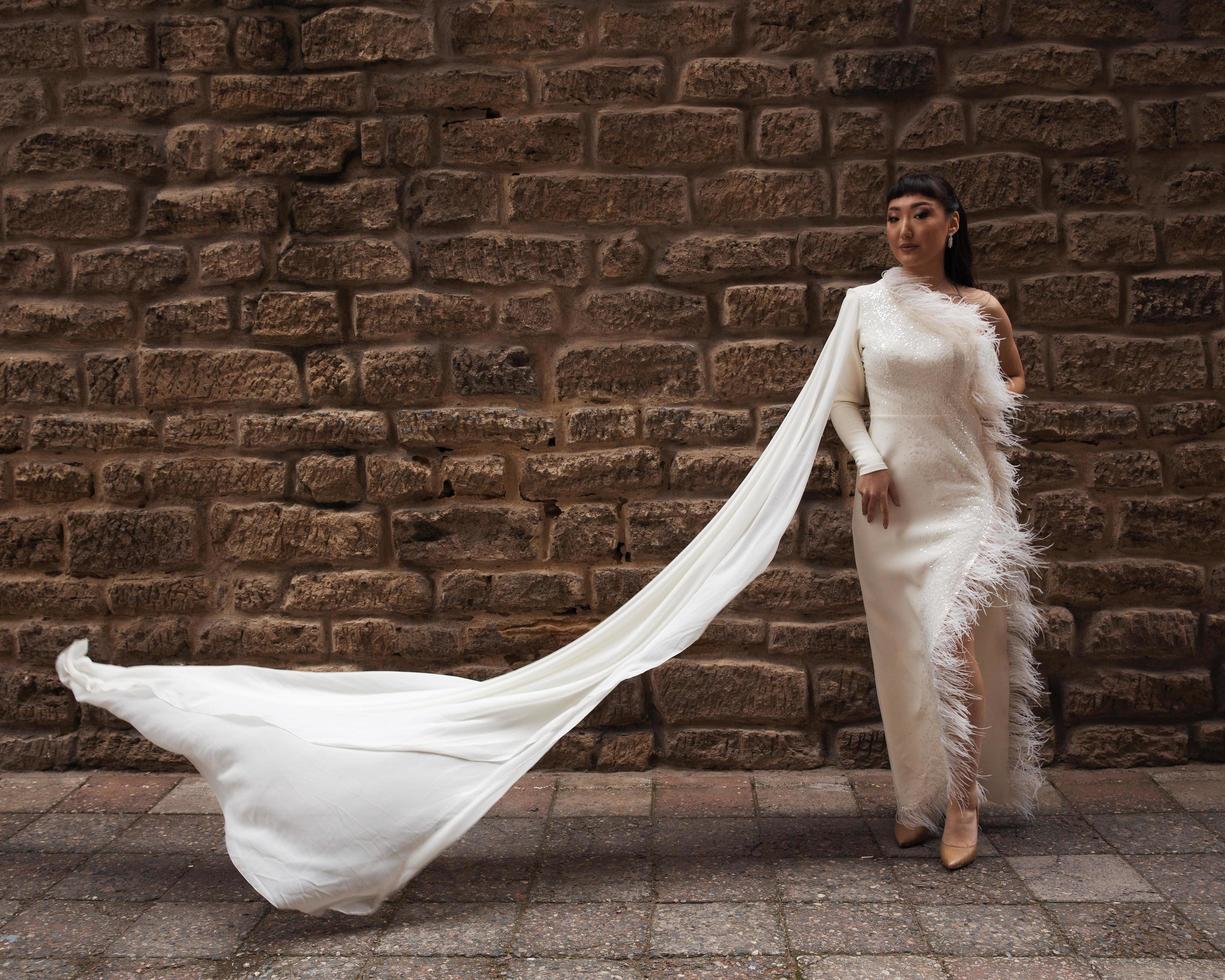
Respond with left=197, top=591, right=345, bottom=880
left=979, top=293, right=1025, bottom=396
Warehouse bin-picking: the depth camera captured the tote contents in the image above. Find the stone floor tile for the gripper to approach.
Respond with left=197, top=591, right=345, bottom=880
left=775, top=856, right=905, bottom=903
left=756, top=816, right=879, bottom=860
left=797, top=953, right=946, bottom=979
left=1128, top=854, right=1225, bottom=902
left=553, top=773, right=652, bottom=818
left=541, top=816, right=651, bottom=861
left=1149, top=770, right=1225, bottom=811
left=159, top=853, right=264, bottom=903
left=396, top=855, right=533, bottom=903
left=651, top=816, right=760, bottom=860
left=108, top=900, right=266, bottom=958
left=1044, top=900, right=1218, bottom=958
left=915, top=903, right=1072, bottom=956
left=0, top=960, right=83, bottom=979
left=148, top=777, right=222, bottom=815
left=784, top=901, right=925, bottom=955
left=531, top=853, right=652, bottom=902
left=0, top=772, right=89, bottom=813
left=362, top=955, right=503, bottom=978
left=55, top=772, right=182, bottom=814
left=1085, top=811, right=1225, bottom=853
left=940, top=955, right=1101, bottom=978
left=375, top=900, right=519, bottom=956
left=983, top=813, right=1113, bottom=855
left=487, top=774, right=556, bottom=818
left=512, top=901, right=650, bottom=958
left=0, top=850, right=84, bottom=899
left=654, top=772, right=755, bottom=818
left=505, top=957, right=646, bottom=978
left=439, top=816, right=546, bottom=864
left=1045, top=769, right=1178, bottom=814
left=105, top=813, right=227, bottom=854
left=1, top=898, right=145, bottom=956
left=0, top=811, right=139, bottom=852
left=1007, top=854, right=1163, bottom=902
left=240, top=956, right=363, bottom=979
left=238, top=906, right=390, bottom=956
left=845, top=771, right=896, bottom=816
left=47, top=850, right=192, bottom=901
left=650, top=901, right=785, bottom=957
left=74, top=957, right=225, bottom=978
left=1088, top=958, right=1225, bottom=979
left=754, top=774, right=859, bottom=817
left=654, top=854, right=776, bottom=902
left=0, top=812, right=38, bottom=840
left=1177, top=902, right=1225, bottom=953
left=890, top=855, right=1033, bottom=904
left=642, top=955, right=795, bottom=978
left=1196, top=811, right=1225, bottom=840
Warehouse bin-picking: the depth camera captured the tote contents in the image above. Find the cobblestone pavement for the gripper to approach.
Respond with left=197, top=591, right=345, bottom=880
left=0, top=765, right=1223, bottom=979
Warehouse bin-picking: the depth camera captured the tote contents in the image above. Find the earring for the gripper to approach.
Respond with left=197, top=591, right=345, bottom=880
left=947, top=233, right=954, bottom=249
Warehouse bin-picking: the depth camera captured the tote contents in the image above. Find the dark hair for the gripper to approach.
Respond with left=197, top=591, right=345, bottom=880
left=884, top=172, right=975, bottom=288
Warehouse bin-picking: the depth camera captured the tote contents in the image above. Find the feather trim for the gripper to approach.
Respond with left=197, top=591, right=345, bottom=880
left=878, top=266, right=1054, bottom=833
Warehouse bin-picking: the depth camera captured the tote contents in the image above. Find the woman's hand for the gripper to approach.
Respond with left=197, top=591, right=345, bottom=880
left=858, top=469, right=900, bottom=529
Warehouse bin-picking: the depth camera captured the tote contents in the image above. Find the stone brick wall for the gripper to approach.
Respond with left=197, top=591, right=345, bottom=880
left=1, top=0, right=1223, bottom=772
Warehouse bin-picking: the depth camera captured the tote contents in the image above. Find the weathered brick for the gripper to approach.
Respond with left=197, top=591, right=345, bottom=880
left=0, top=20, right=77, bottom=71
left=650, top=659, right=808, bottom=725
left=67, top=507, right=196, bottom=576
left=372, top=67, right=528, bottom=112
left=549, top=502, right=619, bottom=562
left=81, top=18, right=150, bottom=70
left=365, top=452, right=434, bottom=502
left=61, top=76, right=199, bottom=122
left=361, top=347, right=442, bottom=405
left=897, top=98, right=965, bottom=150
left=555, top=343, right=703, bottom=401
left=1065, top=212, right=1157, bottom=264
left=354, top=289, right=490, bottom=340
left=138, top=349, right=299, bottom=408
left=603, top=3, right=736, bottom=50
left=451, top=346, right=536, bottom=397
left=1051, top=334, right=1206, bottom=395
left=245, top=290, right=342, bottom=345
left=395, top=407, right=555, bottom=448
left=416, top=233, right=586, bottom=287
left=0, top=79, right=49, bottom=130
left=521, top=447, right=662, bottom=500
left=70, top=245, right=187, bottom=293
left=713, top=340, right=818, bottom=400
left=234, top=15, right=290, bottom=71
left=975, top=96, right=1126, bottom=152
left=952, top=44, right=1100, bottom=91
left=1006, top=0, right=1161, bottom=39
left=1118, top=495, right=1225, bottom=554
left=144, top=296, right=231, bottom=342
left=4, top=183, right=133, bottom=241
left=217, top=118, right=358, bottom=177
left=450, top=0, right=585, bottom=55
left=211, top=502, right=380, bottom=565
left=302, top=6, right=434, bottom=68
left=156, top=16, right=228, bottom=71
left=681, top=57, right=821, bottom=101
left=146, top=182, right=279, bottom=237
left=442, top=114, right=583, bottom=167
left=509, top=173, right=688, bottom=226
left=540, top=60, right=665, bottom=104
left=1016, top=272, right=1119, bottom=325
left=277, top=238, right=411, bottom=285
left=211, top=74, right=365, bottom=117
left=148, top=457, right=285, bottom=501
left=291, top=178, right=399, bottom=233
left=393, top=503, right=541, bottom=563
left=829, top=47, right=938, bottom=96
left=199, top=240, right=264, bottom=285
left=597, top=108, right=741, bottom=168
left=440, top=454, right=505, bottom=498
left=0, top=300, right=130, bottom=343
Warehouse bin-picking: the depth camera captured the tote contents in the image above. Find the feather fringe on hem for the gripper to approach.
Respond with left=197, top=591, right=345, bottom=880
left=879, top=267, right=1055, bottom=835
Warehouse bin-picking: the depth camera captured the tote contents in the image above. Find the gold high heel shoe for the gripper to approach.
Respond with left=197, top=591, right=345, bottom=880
left=939, top=807, right=978, bottom=869
left=894, top=820, right=933, bottom=848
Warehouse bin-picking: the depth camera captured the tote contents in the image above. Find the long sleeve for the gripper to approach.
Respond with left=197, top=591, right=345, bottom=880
left=829, top=293, right=889, bottom=476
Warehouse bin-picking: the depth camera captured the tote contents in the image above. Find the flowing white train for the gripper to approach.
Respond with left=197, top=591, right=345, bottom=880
left=55, top=266, right=1049, bottom=915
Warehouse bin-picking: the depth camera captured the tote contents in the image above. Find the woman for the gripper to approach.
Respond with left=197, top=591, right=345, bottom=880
left=55, top=171, right=1049, bottom=914
left=830, top=172, right=1050, bottom=870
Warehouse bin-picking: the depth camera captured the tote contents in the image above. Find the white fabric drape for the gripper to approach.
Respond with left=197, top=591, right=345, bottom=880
left=56, top=287, right=868, bottom=915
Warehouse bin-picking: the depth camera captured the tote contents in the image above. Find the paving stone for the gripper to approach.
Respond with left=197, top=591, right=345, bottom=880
left=1150, top=769, right=1225, bottom=811
left=1176, top=903, right=1225, bottom=954
left=553, top=773, right=652, bottom=817
left=159, top=853, right=264, bottom=902
left=543, top=817, right=650, bottom=859
left=1196, top=811, right=1225, bottom=840
left=362, top=956, right=503, bottom=978
left=1087, top=958, right=1225, bottom=978
left=0, top=813, right=36, bottom=840
left=757, top=816, right=879, bottom=859
left=239, top=906, right=389, bottom=955
left=784, top=901, right=925, bottom=955
left=105, top=814, right=227, bottom=854
left=890, top=855, right=1032, bottom=904
left=436, top=816, right=544, bottom=863
left=1128, top=854, right=1225, bottom=902
left=0, top=811, right=138, bottom=852
left=1006, top=854, right=1162, bottom=902
left=983, top=813, right=1113, bottom=855
left=652, top=817, right=760, bottom=860
left=1044, top=900, right=1219, bottom=958
left=845, top=771, right=896, bottom=816
left=642, top=956, right=795, bottom=978
left=74, top=957, right=226, bottom=978
left=531, top=853, right=652, bottom=902
left=775, top=856, right=904, bottom=903
left=654, top=772, right=755, bottom=818
left=513, top=901, right=650, bottom=958
left=506, top=958, right=645, bottom=978
left=654, top=853, right=775, bottom=902
left=487, top=774, right=556, bottom=817
left=1086, top=810, right=1225, bottom=853
left=0, top=772, right=89, bottom=812
left=0, top=960, right=88, bottom=978
left=1046, top=769, right=1179, bottom=814
left=864, top=816, right=1000, bottom=859
left=940, top=956, right=1100, bottom=978
left=754, top=772, right=858, bottom=817
left=651, top=901, right=785, bottom=956
left=396, top=854, right=533, bottom=903
left=2, top=898, right=145, bottom=956
left=56, top=773, right=182, bottom=813
left=376, top=900, right=519, bottom=956
left=244, top=957, right=363, bottom=979
left=47, top=851, right=191, bottom=901
left=147, top=776, right=222, bottom=815
left=797, top=953, right=946, bottom=978
left=0, top=850, right=83, bottom=899
left=914, top=903, right=1072, bottom=955
left=108, top=900, right=266, bottom=958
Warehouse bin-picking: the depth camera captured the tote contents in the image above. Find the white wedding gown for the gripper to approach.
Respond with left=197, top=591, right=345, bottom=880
left=56, top=266, right=1050, bottom=915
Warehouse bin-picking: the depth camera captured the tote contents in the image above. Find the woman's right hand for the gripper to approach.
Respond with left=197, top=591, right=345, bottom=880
left=858, top=469, right=900, bottom=529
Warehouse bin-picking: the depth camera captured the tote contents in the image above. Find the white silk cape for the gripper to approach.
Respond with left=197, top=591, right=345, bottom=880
left=54, top=277, right=1026, bottom=916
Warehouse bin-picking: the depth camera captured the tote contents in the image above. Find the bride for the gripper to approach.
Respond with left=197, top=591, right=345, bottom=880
left=56, top=170, right=1050, bottom=915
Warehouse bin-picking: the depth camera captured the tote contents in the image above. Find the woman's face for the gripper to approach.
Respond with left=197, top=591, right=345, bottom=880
left=885, top=194, right=958, bottom=269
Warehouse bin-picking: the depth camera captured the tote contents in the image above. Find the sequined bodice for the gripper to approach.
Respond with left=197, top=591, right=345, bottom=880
left=858, top=281, right=978, bottom=418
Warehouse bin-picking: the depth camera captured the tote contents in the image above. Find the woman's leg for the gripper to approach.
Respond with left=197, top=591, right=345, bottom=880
left=943, top=625, right=985, bottom=846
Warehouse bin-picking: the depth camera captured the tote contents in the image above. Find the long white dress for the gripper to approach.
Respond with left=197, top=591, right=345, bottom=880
left=55, top=265, right=1050, bottom=915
